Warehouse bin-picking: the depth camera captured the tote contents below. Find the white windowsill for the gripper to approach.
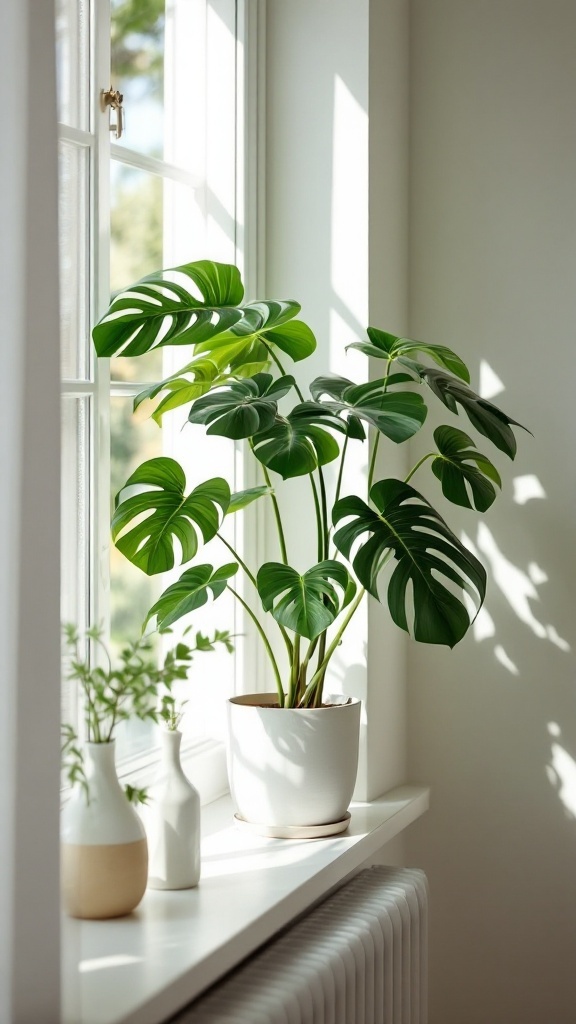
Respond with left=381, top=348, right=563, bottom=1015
left=62, top=784, right=430, bottom=1024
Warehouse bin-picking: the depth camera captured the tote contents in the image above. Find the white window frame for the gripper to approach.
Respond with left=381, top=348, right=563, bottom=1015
left=59, top=0, right=266, bottom=802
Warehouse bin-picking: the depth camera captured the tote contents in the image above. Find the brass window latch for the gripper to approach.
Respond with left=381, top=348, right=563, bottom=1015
left=100, top=87, right=124, bottom=140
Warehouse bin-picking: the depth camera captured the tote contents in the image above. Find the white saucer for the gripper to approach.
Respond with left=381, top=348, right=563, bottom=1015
left=233, top=811, right=351, bottom=840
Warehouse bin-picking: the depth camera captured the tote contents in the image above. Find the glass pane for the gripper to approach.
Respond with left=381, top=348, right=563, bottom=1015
left=110, top=162, right=164, bottom=383
left=59, top=142, right=89, bottom=380
left=111, top=0, right=165, bottom=159
left=55, top=0, right=90, bottom=130
left=61, top=396, right=90, bottom=724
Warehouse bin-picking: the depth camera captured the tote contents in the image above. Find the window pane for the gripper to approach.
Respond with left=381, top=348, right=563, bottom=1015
left=55, top=0, right=90, bottom=130
left=61, top=396, right=90, bottom=724
left=111, top=0, right=165, bottom=159
left=110, top=162, right=164, bottom=383
left=59, top=142, right=89, bottom=380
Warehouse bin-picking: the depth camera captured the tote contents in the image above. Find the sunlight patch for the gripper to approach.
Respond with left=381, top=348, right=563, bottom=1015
left=476, top=523, right=547, bottom=638
left=479, top=359, right=505, bottom=399
left=494, top=644, right=519, bottom=675
left=512, top=475, right=546, bottom=505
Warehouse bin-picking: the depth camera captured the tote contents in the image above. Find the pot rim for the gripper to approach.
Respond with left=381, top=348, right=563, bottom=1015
left=228, top=692, right=360, bottom=711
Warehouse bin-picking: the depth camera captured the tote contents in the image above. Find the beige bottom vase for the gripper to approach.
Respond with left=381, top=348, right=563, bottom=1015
left=226, top=693, right=361, bottom=832
left=60, top=741, right=148, bottom=919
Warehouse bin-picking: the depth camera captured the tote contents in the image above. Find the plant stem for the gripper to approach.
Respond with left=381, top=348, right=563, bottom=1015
left=309, top=472, right=324, bottom=563
left=229, top=586, right=285, bottom=704
left=334, top=431, right=349, bottom=510
left=299, top=588, right=366, bottom=706
left=217, top=532, right=257, bottom=587
left=287, top=634, right=301, bottom=707
left=262, top=342, right=306, bottom=403
left=367, top=358, right=392, bottom=493
left=317, top=467, right=330, bottom=559
left=404, top=452, right=434, bottom=485
left=257, top=454, right=289, bottom=565
left=367, top=433, right=380, bottom=493
left=219, top=522, right=293, bottom=660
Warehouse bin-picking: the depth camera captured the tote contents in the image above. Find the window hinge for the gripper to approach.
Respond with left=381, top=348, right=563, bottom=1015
left=100, top=86, right=124, bottom=140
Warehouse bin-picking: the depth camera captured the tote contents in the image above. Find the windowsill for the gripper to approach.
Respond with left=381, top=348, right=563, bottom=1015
left=62, top=784, right=430, bottom=1024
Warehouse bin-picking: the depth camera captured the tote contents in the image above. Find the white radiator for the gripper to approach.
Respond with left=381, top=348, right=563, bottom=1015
left=177, top=866, right=428, bottom=1024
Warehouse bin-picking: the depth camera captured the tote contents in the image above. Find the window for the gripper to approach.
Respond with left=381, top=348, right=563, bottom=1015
left=57, top=0, right=259, bottom=775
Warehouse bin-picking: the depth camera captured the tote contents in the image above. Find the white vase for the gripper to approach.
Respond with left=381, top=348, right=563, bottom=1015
left=226, top=693, right=361, bottom=832
left=144, top=728, right=201, bottom=890
left=60, top=741, right=148, bottom=919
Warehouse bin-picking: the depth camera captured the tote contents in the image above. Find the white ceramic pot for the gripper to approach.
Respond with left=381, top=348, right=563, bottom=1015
left=60, top=741, right=148, bottom=919
left=226, top=693, right=361, bottom=830
left=144, top=728, right=201, bottom=890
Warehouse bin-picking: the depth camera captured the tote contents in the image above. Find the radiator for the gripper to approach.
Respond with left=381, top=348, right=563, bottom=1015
left=176, top=866, right=428, bottom=1024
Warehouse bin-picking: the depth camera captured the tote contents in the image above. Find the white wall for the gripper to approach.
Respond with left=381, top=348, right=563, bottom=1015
left=406, top=2, right=576, bottom=1021
left=0, top=2, right=61, bottom=1020
left=264, top=0, right=410, bottom=801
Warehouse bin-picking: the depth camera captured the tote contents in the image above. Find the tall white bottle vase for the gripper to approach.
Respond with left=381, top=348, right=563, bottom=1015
left=145, top=728, right=201, bottom=890
left=60, top=741, right=148, bottom=919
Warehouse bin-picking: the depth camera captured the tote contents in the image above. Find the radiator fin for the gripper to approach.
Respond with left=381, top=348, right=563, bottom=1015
left=175, top=865, right=428, bottom=1024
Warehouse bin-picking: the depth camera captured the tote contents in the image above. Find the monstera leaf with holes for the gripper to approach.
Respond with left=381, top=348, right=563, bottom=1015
left=416, top=366, right=529, bottom=458
left=431, top=426, right=502, bottom=512
left=93, top=260, right=246, bottom=358
left=111, top=457, right=230, bottom=575
left=133, top=354, right=230, bottom=424
left=145, top=563, right=239, bottom=632
left=187, top=373, right=295, bottom=439
left=92, top=259, right=315, bottom=374
left=256, top=561, right=356, bottom=641
left=194, top=302, right=317, bottom=370
left=310, top=374, right=427, bottom=443
left=333, top=479, right=486, bottom=647
left=347, top=326, right=471, bottom=382
left=251, top=402, right=347, bottom=478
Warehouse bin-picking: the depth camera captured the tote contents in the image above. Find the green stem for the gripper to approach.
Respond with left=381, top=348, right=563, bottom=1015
left=317, top=467, right=330, bottom=559
left=300, top=588, right=366, bottom=706
left=259, top=457, right=289, bottom=565
left=262, top=343, right=306, bottom=402
left=217, top=532, right=257, bottom=587
left=334, top=431, right=349, bottom=510
left=368, top=432, right=380, bottom=493
left=404, top=452, right=434, bottom=485
left=287, top=634, right=301, bottom=708
left=309, top=472, right=324, bottom=563
left=367, top=358, right=392, bottom=493
left=229, top=586, right=285, bottom=704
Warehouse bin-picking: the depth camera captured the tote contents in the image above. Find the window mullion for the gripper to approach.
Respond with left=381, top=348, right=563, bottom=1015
left=91, top=0, right=112, bottom=633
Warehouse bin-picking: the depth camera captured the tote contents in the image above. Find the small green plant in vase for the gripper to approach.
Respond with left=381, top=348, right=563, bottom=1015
left=60, top=623, right=199, bottom=918
left=92, top=259, right=528, bottom=831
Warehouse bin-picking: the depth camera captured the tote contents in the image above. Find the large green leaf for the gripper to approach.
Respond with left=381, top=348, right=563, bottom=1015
left=347, top=327, right=470, bottom=383
left=111, top=457, right=230, bottom=575
left=432, top=426, right=501, bottom=512
left=416, top=366, right=528, bottom=458
left=133, top=355, right=230, bottom=424
left=257, top=561, right=356, bottom=640
left=251, top=402, right=345, bottom=478
left=194, top=302, right=316, bottom=366
left=333, top=479, right=486, bottom=647
left=187, top=373, right=295, bottom=439
left=310, top=374, right=427, bottom=443
left=226, top=485, right=271, bottom=514
left=93, top=260, right=246, bottom=358
left=145, top=563, right=239, bottom=631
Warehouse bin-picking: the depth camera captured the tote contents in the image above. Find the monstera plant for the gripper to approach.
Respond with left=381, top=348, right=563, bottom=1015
left=93, top=259, right=527, bottom=710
